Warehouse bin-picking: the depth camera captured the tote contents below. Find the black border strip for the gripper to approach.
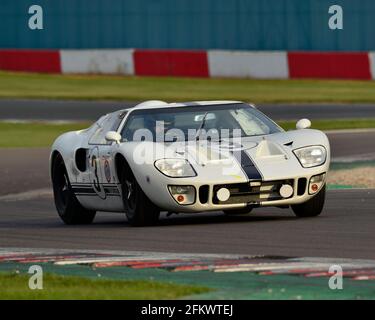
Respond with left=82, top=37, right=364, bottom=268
left=72, top=185, right=120, bottom=197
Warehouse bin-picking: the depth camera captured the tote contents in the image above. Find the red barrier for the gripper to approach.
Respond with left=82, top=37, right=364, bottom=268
left=0, top=50, right=61, bottom=73
left=288, top=52, right=371, bottom=80
left=134, top=50, right=209, bottom=77
left=0, top=49, right=372, bottom=80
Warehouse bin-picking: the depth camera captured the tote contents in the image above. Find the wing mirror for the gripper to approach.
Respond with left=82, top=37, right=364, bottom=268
left=296, top=118, right=311, bottom=130
left=105, top=131, right=121, bottom=144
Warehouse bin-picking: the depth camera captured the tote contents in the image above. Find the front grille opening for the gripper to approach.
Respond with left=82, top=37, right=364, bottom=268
left=212, top=180, right=294, bottom=205
left=297, top=178, right=307, bottom=196
left=199, top=185, right=209, bottom=204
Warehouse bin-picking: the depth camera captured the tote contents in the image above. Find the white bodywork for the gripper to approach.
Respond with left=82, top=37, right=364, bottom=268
left=50, top=101, right=330, bottom=214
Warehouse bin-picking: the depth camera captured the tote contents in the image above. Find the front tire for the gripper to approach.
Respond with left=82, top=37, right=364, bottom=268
left=52, top=154, right=96, bottom=225
left=291, top=185, right=326, bottom=218
left=120, top=167, right=160, bottom=226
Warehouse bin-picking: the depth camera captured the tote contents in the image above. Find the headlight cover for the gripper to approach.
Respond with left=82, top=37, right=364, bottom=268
left=293, top=146, right=327, bottom=168
left=154, top=159, right=196, bottom=178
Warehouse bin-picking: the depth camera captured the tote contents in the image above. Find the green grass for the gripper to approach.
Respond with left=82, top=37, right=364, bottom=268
left=2, top=71, right=375, bottom=103
left=0, top=273, right=209, bottom=300
left=0, top=119, right=374, bottom=148
left=0, top=122, right=90, bottom=148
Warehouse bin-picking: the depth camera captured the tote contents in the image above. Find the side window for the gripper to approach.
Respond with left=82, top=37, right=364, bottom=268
left=121, top=115, right=145, bottom=141
left=89, top=126, right=107, bottom=145
left=89, top=111, right=125, bottom=145
left=110, top=112, right=126, bottom=132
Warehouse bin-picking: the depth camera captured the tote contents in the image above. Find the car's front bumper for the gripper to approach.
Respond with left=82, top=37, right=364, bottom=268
left=145, top=172, right=327, bottom=213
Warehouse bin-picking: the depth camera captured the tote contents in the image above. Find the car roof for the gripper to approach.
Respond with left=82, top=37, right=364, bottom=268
left=103, top=100, right=253, bottom=123
left=122, top=100, right=246, bottom=112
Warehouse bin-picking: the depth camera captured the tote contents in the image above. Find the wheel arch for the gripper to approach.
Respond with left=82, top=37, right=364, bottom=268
left=50, top=130, right=88, bottom=181
left=114, top=150, right=163, bottom=211
left=114, top=153, right=132, bottom=181
left=50, top=150, right=63, bottom=179
left=114, top=152, right=153, bottom=201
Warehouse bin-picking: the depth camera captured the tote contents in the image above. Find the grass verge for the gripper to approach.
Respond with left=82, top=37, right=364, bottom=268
left=2, top=71, right=375, bottom=103
left=0, top=273, right=209, bottom=300
left=0, top=122, right=90, bottom=148
left=0, top=119, right=374, bottom=148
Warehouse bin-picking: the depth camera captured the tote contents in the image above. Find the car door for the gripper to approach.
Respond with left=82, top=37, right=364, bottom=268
left=86, top=111, right=126, bottom=211
left=88, top=146, right=106, bottom=199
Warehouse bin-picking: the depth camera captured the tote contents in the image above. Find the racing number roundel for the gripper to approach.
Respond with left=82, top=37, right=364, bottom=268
left=89, top=147, right=106, bottom=199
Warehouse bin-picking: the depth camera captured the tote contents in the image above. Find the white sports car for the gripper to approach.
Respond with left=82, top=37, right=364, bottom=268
left=50, top=100, right=330, bottom=226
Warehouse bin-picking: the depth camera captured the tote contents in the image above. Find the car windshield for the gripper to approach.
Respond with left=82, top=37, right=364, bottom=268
left=121, top=103, right=282, bottom=142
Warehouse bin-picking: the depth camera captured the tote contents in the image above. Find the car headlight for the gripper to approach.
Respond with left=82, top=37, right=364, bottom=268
left=154, top=159, right=197, bottom=177
left=293, top=146, right=327, bottom=168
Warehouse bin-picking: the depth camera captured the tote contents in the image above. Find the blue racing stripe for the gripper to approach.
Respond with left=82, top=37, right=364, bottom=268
left=231, top=150, right=262, bottom=181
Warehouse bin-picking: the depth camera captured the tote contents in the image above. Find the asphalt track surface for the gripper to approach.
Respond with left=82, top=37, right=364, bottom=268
left=0, top=189, right=374, bottom=260
left=1, top=99, right=375, bottom=121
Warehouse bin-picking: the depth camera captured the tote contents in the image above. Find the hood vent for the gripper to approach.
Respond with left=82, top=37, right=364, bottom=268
left=284, top=141, right=293, bottom=147
left=255, top=140, right=288, bottom=160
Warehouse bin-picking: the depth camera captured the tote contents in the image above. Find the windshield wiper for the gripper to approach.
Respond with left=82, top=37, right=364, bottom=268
left=194, top=112, right=208, bottom=141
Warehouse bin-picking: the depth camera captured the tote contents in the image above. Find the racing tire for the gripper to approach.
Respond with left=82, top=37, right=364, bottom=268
left=223, top=207, right=253, bottom=215
left=120, top=168, right=160, bottom=227
left=291, top=185, right=326, bottom=218
left=52, top=154, right=96, bottom=225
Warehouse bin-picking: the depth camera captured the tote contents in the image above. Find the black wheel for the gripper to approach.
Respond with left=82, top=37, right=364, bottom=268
left=52, top=154, right=96, bottom=225
left=292, top=185, right=326, bottom=218
left=120, top=167, right=160, bottom=226
left=223, top=207, right=253, bottom=215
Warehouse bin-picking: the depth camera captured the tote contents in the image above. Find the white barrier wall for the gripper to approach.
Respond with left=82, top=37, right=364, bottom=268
left=60, top=49, right=134, bottom=75
left=369, top=53, right=375, bottom=80
left=208, top=51, right=289, bottom=79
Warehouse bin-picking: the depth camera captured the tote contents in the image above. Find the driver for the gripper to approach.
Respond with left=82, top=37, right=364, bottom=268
left=144, top=113, right=174, bottom=142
